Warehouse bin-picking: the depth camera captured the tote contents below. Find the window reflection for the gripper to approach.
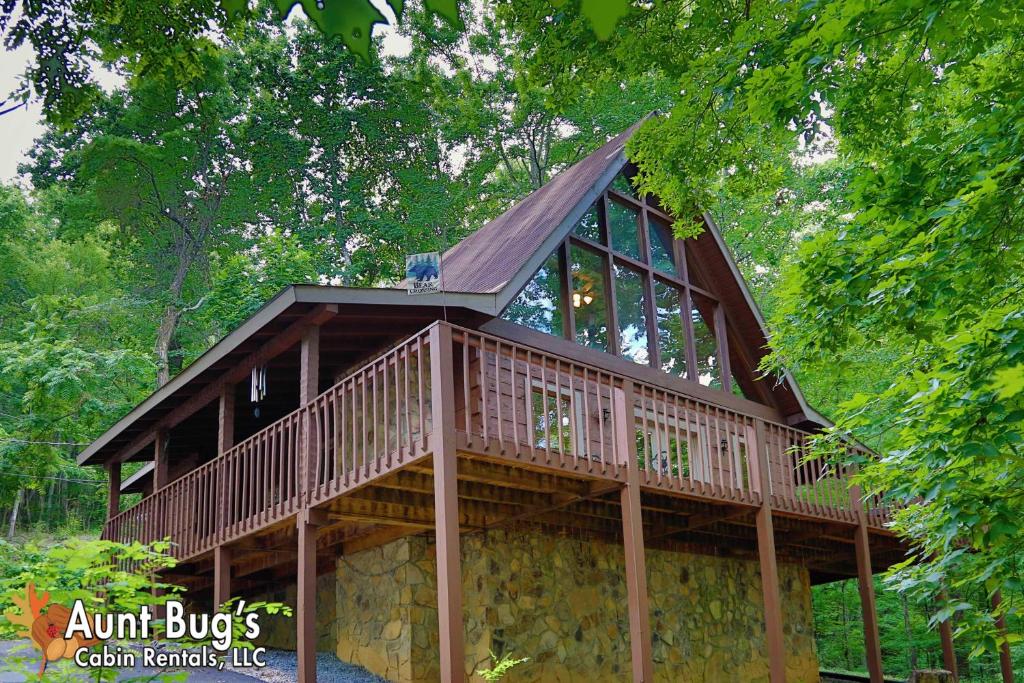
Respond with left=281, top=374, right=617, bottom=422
left=654, top=280, right=686, bottom=376
left=648, top=216, right=676, bottom=274
left=607, top=199, right=643, bottom=262
left=691, top=294, right=721, bottom=388
left=611, top=172, right=637, bottom=198
left=571, top=245, right=610, bottom=352
left=572, top=205, right=602, bottom=244
left=614, top=263, right=649, bottom=365
left=503, top=250, right=564, bottom=336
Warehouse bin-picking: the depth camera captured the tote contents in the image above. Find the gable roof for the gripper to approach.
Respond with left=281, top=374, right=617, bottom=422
left=444, top=118, right=826, bottom=427
left=437, top=121, right=642, bottom=296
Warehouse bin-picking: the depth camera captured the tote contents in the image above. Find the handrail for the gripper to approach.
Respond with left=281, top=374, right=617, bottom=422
left=103, top=320, right=892, bottom=560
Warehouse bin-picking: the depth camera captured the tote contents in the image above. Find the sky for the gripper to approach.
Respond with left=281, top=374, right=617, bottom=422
left=0, top=1, right=412, bottom=185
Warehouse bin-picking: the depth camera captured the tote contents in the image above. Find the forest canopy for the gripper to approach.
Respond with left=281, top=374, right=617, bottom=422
left=0, top=0, right=1021, bottom=675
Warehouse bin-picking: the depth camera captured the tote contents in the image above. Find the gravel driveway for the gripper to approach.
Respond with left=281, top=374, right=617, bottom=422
left=0, top=641, right=385, bottom=682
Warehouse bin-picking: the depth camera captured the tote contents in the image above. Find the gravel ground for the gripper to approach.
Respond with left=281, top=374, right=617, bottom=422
left=0, top=641, right=384, bottom=683
left=227, top=649, right=387, bottom=683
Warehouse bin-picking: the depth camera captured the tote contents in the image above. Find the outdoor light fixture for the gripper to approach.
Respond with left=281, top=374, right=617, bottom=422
left=573, top=292, right=582, bottom=307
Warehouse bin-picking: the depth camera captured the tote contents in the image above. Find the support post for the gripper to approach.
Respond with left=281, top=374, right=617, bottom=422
left=299, top=326, right=320, bottom=502
left=753, top=420, right=787, bottom=683
left=296, top=508, right=325, bottom=683
left=614, top=381, right=654, bottom=683
left=938, top=589, right=958, bottom=681
left=300, top=326, right=320, bottom=406
left=213, top=545, right=231, bottom=609
left=106, top=461, right=121, bottom=519
left=218, top=384, right=235, bottom=455
left=853, top=510, right=884, bottom=683
left=429, top=323, right=465, bottom=682
left=153, top=430, right=169, bottom=491
left=993, top=590, right=1015, bottom=683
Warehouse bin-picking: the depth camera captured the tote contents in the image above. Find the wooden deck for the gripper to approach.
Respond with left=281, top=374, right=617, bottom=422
left=103, top=321, right=897, bottom=573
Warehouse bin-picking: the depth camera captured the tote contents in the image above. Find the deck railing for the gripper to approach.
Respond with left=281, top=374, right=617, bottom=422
left=103, top=328, right=433, bottom=558
left=103, top=321, right=891, bottom=561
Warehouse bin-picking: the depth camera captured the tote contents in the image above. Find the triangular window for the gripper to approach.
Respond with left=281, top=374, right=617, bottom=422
left=501, top=171, right=756, bottom=400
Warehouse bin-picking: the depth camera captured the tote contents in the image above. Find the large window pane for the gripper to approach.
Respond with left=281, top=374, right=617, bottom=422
left=654, top=280, right=687, bottom=376
left=607, top=199, right=643, bottom=262
left=648, top=216, right=676, bottom=274
left=502, top=249, right=564, bottom=336
left=614, top=263, right=649, bottom=365
left=611, top=172, right=638, bottom=199
left=691, top=294, right=721, bottom=388
left=571, top=245, right=610, bottom=352
left=572, top=205, right=602, bottom=243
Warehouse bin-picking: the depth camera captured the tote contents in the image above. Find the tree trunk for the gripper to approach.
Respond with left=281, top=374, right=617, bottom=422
left=7, top=489, right=22, bottom=540
left=841, top=580, right=852, bottom=670
left=902, top=593, right=918, bottom=670
left=155, top=304, right=182, bottom=387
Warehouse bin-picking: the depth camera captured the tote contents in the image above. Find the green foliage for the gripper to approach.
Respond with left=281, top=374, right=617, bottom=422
left=813, top=577, right=1023, bottom=681
left=498, top=0, right=1024, bottom=655
left=478, top=649, right=528, bottom=681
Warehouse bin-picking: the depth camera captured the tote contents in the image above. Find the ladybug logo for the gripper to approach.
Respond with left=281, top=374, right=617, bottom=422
left=3, top=583, right=101, bottom=677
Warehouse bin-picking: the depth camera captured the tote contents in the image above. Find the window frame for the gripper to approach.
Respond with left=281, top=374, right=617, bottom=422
left=508, top=178, right=735, bottom=394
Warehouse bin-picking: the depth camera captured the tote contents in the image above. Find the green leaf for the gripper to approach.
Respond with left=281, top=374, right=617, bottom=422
left=424, top=0, right=459, bottom=25
left=274, top=0, right=388, bottom=61
left=991, top=364, right=1024, bottom=399
left=579, top=0, right=628, bottom=40
left=220, top=0, right=248, bottom=19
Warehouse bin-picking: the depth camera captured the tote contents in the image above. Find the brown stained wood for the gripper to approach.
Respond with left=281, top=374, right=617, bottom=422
left=429, top=324, right=466, bottom=683
left=615, top=383, right=654, bottom=682
left=296, top=508, right=325, bottom=683
left=213, top=545, right=231, bottom=608
left=218, top=385, right=235, bottom=455
left=106, top=462, right=121, bottom=519
left=753, top=420, right=787, bottom=683
left=111, top=304, right=338, bottom=464
left=854, top=513, right=885, bottom=683
left=153, top=430, right=169, bottom=491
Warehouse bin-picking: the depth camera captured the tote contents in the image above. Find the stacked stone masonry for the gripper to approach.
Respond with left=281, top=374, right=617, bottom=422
left=332, top=529, right=820, bottom=683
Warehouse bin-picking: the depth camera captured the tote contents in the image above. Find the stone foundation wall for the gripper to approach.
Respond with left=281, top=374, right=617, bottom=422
left=250, top=571, right=336, bottom=653
left=335, top=529, right=820, bottom=683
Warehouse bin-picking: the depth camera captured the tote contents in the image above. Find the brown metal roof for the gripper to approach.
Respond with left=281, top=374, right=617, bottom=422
left=437, top=122, right=642, bottom=294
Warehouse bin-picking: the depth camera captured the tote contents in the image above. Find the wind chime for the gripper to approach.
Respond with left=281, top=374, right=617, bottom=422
left=251, top=365, right=267, bottom=418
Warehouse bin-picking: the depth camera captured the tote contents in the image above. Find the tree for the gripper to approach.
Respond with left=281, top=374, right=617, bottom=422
left=496, top=0, right=1024, bottom=651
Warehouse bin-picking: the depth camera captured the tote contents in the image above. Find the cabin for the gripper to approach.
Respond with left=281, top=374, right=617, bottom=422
left=80, top=122, right=930, bottom=683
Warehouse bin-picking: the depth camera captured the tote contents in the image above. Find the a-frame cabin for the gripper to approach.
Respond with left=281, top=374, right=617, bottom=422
left=81, top=121, right=915, bottom=683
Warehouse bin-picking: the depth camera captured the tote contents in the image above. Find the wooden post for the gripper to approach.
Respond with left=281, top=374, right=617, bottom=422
left=218, top=384, right=235, bottom=455
left=614, top=381, right=654, bottom=683
left=992, top=590, right=1015, bottom=683
left=937, top=588, right=958, bottom=681
left=299, top=326, right=320, bottom=503
left=753, top=420, right=787, bottom=683
left=106, top=461, right=121, bottom=519
left=939, top=616, right=957, bottom=680
left=853, top=513, right=884, bottom=683
left=300, top=326, right=320, bottom=405
left=153, top=430, right=169, bottom=490
left=429, top=323, right=465, bottom=682
left=213, top=545, right=231, bottom=609
left=296, top=508, right=325, bottom=683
